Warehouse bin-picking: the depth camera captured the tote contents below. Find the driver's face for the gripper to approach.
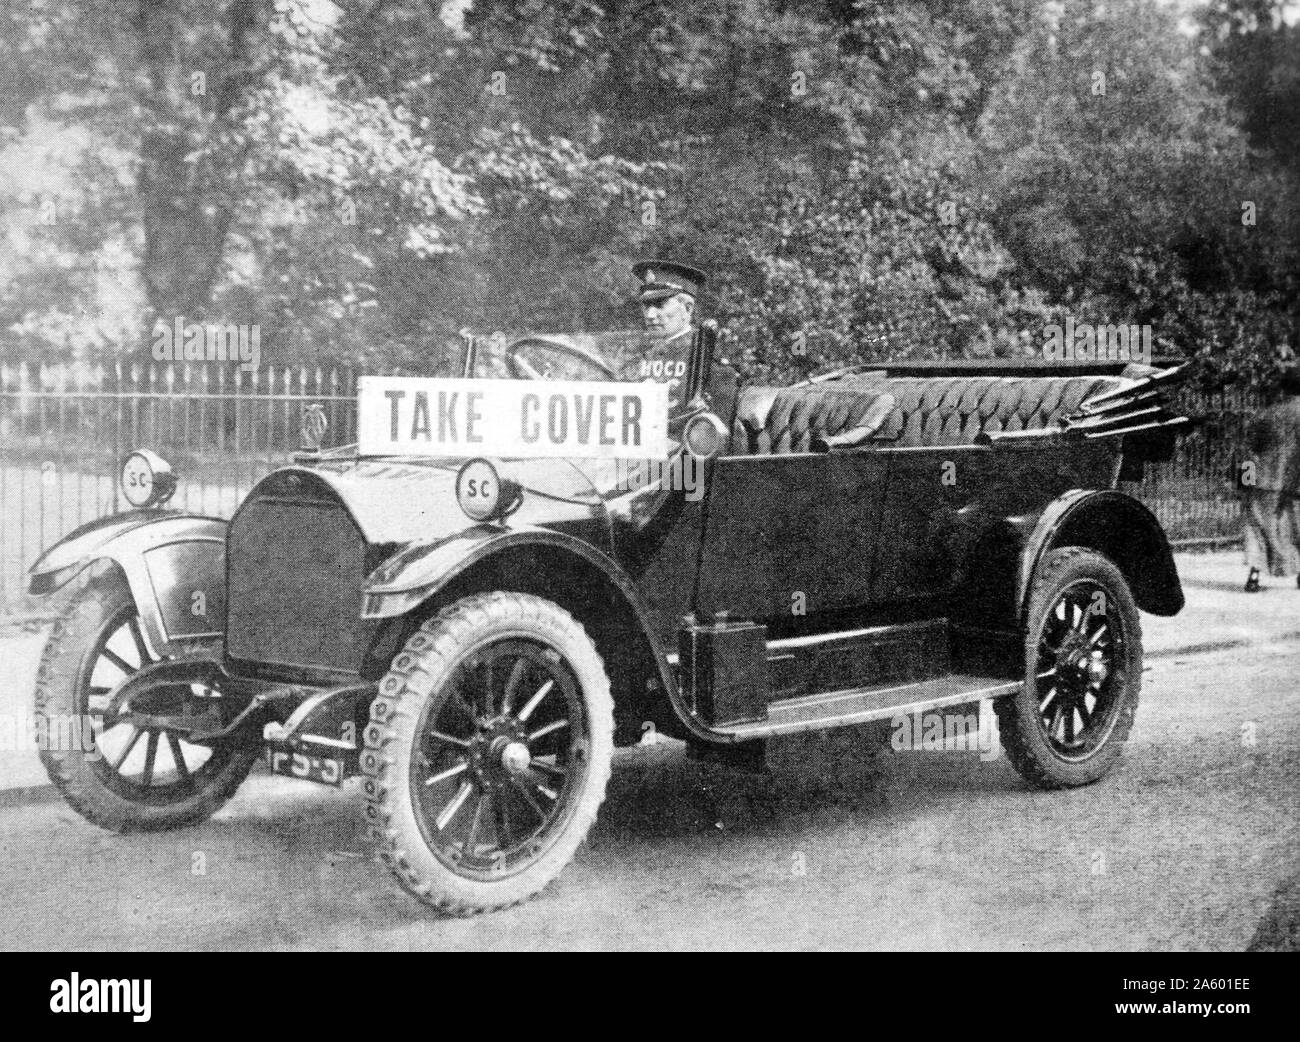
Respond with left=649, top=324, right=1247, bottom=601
left=640, top=293, right=693, bottom=340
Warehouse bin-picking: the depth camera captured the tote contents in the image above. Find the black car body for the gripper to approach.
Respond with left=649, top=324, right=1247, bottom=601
left=28, top=327, right=1189, bottom=912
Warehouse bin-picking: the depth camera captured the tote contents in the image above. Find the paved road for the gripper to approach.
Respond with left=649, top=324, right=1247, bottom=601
left=0, top=642, right=1295, bottom=951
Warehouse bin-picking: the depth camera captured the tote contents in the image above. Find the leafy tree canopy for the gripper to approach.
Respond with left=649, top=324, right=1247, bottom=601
left=0, top=0, right=1295, bottom=388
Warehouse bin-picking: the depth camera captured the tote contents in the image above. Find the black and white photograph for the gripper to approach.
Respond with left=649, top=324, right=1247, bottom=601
left=0, top=0, right=1296, bottom=979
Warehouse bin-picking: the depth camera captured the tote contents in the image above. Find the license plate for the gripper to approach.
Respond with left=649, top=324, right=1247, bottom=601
left=266, top=746, right=344, bottom=787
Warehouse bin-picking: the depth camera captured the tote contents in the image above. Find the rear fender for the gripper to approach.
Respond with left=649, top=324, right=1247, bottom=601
left=1018, top=489, right=1183, bottom=620
left=28, top=512, right=227, bottom=655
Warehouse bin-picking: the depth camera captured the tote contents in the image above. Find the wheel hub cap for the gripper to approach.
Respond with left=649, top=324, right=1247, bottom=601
left=1058, top=645, right=1107, bottom=691
left=498, top=739, right=531, bottom=773
left=467, top=720, right=535, bottom=788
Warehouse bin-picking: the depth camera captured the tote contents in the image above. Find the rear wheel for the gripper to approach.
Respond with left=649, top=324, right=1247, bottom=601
left=35, top=573, right=259, bottom=831
left=362, top=592, right=613, bottom=914
left=997, top=547, right=1143, bottom=789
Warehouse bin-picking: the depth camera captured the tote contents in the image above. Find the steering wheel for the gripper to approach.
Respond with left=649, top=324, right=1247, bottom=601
left=504, top=335, right=617, bottom=382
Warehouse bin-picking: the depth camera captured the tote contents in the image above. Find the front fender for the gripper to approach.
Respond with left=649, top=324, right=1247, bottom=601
left=28, top=511, right=227, bottom=655
left=1018, top=489, right=1183, bottom=619
left=360, top=524, right=707, bottom=741
left=364, top=525, right=637, bottom=621
left=29, top=509, right=179, bottom=582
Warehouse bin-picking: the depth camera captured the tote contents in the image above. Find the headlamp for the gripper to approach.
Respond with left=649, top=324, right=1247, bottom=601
left=681, top=412, right=729, bottom=460
left=120, top=450, right=177, bottom=508
left=456, top=458, right=521, bottom=523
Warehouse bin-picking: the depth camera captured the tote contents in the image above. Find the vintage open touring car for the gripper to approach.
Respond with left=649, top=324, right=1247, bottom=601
left=27, top=325, right=1189, bottom=913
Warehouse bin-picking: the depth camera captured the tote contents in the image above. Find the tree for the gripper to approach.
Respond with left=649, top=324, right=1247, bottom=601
left=0, top=0, right=476, bottom=367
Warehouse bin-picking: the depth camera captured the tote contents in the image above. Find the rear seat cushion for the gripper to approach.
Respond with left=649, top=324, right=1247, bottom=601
left=731, top=375, right=1128, bottom=454
left=732, top=385, right=894, bottom=455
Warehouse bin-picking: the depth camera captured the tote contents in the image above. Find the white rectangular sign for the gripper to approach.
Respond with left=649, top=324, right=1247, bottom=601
left=357, top=377, right=670, bottom=460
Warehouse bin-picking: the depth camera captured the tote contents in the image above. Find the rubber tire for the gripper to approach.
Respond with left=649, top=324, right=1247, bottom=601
left=361, top=592, right=614, bottom=915
left=35, top=573, right=259, bottom=831
left=996, top=547, right=1143, bottom=789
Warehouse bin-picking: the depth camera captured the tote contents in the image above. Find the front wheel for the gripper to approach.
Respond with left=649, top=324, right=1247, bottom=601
left=362, top=592, right=614, bottom=914
left=35, top=573, right=260, bottom=831
left=996, top=547, right=1143, bottom=789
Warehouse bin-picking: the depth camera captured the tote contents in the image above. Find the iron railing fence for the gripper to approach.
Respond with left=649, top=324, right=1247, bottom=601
left=0, top=362, right=1262, bottom=613
left=1, top=361, right=357, bottom=611
left=1122, top=383, right=1261, bottom=545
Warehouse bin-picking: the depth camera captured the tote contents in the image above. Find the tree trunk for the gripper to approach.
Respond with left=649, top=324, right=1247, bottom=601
left=133, top=0, right=268, bottom=322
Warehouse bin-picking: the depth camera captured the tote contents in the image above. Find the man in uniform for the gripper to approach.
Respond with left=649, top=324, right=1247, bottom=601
left=1241, top=363, right=1300, bottom=591
left=632, top=259, right=739, bottom=425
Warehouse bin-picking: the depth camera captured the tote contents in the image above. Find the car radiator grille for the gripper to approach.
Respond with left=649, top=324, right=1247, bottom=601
left=227, top=497, right=367, bottom=675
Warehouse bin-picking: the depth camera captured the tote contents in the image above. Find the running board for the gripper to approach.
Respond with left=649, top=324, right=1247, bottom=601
left=713, top=674, right=1021, bottom=739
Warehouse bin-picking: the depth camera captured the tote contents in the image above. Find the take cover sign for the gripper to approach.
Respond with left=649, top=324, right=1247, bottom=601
left=357, top=377, right=670, bottom=460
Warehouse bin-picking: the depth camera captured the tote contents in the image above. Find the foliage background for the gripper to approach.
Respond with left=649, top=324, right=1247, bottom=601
left=0, top=0, right=1296, bottom=388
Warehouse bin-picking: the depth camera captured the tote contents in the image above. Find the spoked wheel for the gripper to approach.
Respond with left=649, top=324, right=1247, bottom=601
left=363, top=592, right=613, bottom=914
left=35, top=574, right=260, bottom=831
left=414, top=638, right=591, bottom=876
left=997, top=547, right=1143, bottom=789
left=1033, top=580, right=1124, bottom=758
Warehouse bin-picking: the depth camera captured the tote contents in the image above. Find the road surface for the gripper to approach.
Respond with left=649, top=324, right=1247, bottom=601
left=1, top=641, right=1295, bottom=951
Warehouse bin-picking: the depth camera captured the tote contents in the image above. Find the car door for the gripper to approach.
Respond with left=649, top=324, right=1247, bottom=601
left=867, top=447, right=968, bottom=607
left=692, top=451, right=886, bottom=623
